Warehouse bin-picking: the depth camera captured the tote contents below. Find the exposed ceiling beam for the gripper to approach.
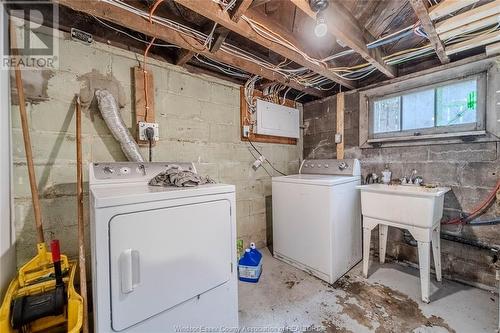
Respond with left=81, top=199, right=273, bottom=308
left=210, top=28, right=230, bottom=53
left=485, top=41, right=500, bottom=56
left=232, top=0, right=253, bottom=22
left=290, top=0, right=397, bottom=79
left=364, top=0, right=408, bottom=38
left=439, top=14, right=499, bottom=40
left=446, top=30, right=500, bottom=55
left=174, top=0, right=356, bottom=89
left=249, top=0, right=272, bottom=9
left=429, top=0, right=480, bottom=21
left=54, top=0, right=326, bottom=97
left=435, top=0, right=500, bottom=35
left=176, top=49, right=195, bottom=66
left=409, top=0, right=449, bottom=64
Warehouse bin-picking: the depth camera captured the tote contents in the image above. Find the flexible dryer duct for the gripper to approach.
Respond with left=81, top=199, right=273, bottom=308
left=95, top=89, right=144, bottom=162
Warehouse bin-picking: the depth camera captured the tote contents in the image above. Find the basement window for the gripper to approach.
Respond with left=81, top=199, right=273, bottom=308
left=369, top=74, right=486, bottom=141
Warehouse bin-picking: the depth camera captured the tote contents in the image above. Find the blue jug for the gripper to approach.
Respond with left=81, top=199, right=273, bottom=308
left=249, top=242, right=262, bottom=263
left=238, top=246, right=262, bottom=283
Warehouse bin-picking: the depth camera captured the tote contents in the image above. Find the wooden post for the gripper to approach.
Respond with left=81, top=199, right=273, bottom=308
left=76, top=96, right=89, bottom=333
left=336, top=92, right=345, bottom=159
left=10, top=18, right=44, bottom=244
left=134, top=66, right=156, bottom=146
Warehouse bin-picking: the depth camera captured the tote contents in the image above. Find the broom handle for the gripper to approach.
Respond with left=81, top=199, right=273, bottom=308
left=10, top=18, right=44, bottom=244
left=76, top=97, right=89, bottom=333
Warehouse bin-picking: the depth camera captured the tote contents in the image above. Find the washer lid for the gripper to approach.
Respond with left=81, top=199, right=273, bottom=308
left=272, top=174, right=359, bottom=186
left=90, top=183, right=235, bottom=208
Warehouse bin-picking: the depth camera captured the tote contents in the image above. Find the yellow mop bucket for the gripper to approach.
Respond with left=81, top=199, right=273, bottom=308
left=0, top=242, right=83, bottom=333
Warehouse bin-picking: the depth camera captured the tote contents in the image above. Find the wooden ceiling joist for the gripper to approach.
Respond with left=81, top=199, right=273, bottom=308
left=232, top=0, right=253, bottom=22
left=446, top=30, right=500, bottom=55
left=429, top=0, right=480, bottom=21
left=176, top=49, right=195, bottom=66
left=210, top=28, right=230, bottom=53
left=290, top=0, right=397, bottom=79
left=435, top=0, right=500, bottom=35
left=249, top=0, right=272, bottom=9
left=439, top=14, right=500, bottom=40
left=174, top=0, right=356, bottom=89
left=54, top=0, right=326, bottom=97
left=409, top=0, right=449, bottom=64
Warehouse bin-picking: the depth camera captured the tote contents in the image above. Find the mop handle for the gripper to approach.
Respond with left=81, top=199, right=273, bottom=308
left=50, top=240, right=63, bottom=286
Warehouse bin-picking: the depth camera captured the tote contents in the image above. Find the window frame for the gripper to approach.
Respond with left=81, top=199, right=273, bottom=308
left=368, top=73, right=486, bottom=140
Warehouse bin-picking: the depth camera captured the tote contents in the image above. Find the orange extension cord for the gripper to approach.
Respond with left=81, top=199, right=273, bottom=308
left=442, top=179, right=500, bottom=225
left=142, top=0, right=163, bottom=121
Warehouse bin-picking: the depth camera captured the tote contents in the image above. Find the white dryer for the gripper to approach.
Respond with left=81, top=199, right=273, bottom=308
left=272, top=159, right=362, bottom=284
left=89, top=162, right=238, bottom=332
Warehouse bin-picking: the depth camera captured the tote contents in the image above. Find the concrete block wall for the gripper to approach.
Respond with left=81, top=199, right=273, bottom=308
left=304, top=91, right=500, bottom=288
left=11, top=30, right=301, bottom=268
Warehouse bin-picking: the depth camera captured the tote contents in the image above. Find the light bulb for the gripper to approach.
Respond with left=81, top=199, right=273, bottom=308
left=314, top=14, right=327, bottom=37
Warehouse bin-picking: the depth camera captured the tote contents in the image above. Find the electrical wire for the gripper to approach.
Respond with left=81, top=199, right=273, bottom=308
left=194, top=54, right=250, bottom=78
left=203, top=23, right=218, bottom=49
left=244, top=75, right=260, bottom=113
left=99, top=0, right=497, bottom=91
left=142, top=0, right=164, bottom=121
left=247, top=137, right=287, bottom=176
left=247, top=146, right=273, bottom=177
left=282, top=87, right=292, bottom=105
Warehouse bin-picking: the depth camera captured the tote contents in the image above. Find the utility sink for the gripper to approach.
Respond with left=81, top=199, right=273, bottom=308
left=357, top=183, right=451, bottom=303
left=356, top=184, right=450, bottom=228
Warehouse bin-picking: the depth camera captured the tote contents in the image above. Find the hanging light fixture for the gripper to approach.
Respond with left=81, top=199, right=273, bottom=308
left=309, top=0, right=329, bottom=38
left=314, top=11, right=328, bottom=37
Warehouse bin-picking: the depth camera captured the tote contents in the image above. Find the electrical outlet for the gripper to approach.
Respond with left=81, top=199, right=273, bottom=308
left=335, top=133, right=342, bottom=144
left=138, top=121, right=159, bottom=141
left=243, top=125, right=250, bottom=138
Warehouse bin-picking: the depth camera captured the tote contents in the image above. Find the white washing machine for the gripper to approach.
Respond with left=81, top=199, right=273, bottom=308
left=272, top=159, right=362, bottom=284
left=89, top=162, right=238, bottom=333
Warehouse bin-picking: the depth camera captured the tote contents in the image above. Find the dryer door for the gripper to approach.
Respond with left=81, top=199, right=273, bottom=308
left=109, top=200, right=232, bottom=331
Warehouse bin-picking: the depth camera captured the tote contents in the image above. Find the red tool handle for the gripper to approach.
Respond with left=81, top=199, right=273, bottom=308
left=50, top=240, right=61, bottom=263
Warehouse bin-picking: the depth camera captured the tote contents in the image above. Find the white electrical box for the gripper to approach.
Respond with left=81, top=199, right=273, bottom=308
left=255, top=99, right=300, bottom=138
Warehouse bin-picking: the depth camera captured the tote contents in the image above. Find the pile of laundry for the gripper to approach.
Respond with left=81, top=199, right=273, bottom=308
left=149, top=164, right=215, bottom=187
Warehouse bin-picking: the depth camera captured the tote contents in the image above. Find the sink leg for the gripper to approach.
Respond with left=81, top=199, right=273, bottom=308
left=363, top=227, right=372, bottom=278
left=379, top=225, right=388, bottom=264
left=432, top=225, right=442, bottom=282
left=417, top=241, right=431, bottom=303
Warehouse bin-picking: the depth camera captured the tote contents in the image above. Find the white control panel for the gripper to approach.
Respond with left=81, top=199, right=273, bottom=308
left=299, top=159, right=361, bottom=176
left=255, top=99, right=300, bottom=139
left=89, top=162, right=196, bottom=184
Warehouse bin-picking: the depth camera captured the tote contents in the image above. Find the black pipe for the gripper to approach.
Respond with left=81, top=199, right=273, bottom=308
left=440, top=232, right=499, bottom=252
left=467, top=217, right=500, bottom=226
left=402, top=229, right=499, bottom=253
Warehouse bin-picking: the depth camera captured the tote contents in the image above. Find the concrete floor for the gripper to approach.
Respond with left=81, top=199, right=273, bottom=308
left=239, top=248, right=498, bottom=333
